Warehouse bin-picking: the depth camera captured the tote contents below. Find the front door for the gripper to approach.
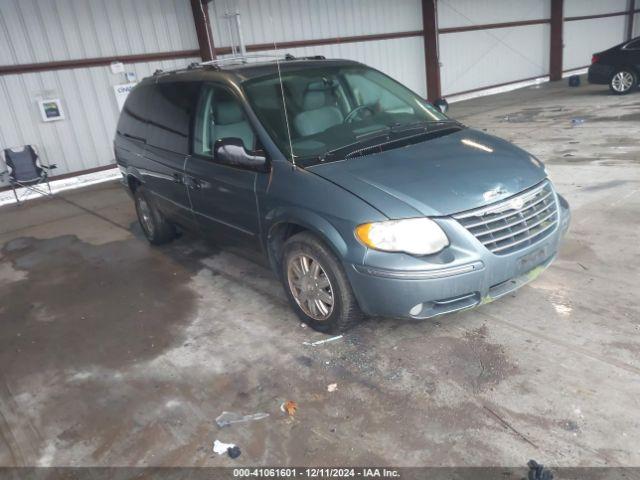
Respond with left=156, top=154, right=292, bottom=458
left=185, top=84, right=262, bottom=249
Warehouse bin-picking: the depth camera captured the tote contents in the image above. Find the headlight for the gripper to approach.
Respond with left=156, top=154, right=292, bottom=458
left=355, top=218, right=449, bottom=256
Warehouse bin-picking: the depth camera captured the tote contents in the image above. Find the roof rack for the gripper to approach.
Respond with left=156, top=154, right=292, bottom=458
left=153, top=53, right=326, bottom=76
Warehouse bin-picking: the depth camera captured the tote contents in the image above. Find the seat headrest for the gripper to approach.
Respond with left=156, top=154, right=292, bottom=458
left=302, top=91, right=326, bottom=110
left=215, top=101, right=245, bottom=125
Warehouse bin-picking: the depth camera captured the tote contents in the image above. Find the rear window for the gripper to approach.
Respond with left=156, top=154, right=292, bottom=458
left=625, top=39, right=640, bottom=50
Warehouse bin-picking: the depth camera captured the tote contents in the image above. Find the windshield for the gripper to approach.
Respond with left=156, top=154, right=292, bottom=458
left=242, top=65, right=450, bottom=162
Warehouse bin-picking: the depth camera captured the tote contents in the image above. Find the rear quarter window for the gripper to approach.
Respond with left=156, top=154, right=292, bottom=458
left=116, top=84, right=152, bottom=142
left=147, top=80, right=201, bottom=154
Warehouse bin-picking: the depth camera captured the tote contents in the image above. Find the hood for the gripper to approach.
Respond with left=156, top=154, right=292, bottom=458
left=307, top=129, right=547, bottom=218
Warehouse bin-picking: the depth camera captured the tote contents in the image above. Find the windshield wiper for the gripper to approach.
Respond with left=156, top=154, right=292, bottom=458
left=312, top=120, right=463, bottom=163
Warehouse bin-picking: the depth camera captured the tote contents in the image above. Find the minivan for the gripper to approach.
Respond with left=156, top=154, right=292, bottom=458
left=114, top=56, right=570, bottom=333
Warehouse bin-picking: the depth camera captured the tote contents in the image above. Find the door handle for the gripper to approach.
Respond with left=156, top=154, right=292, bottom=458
left=172, top=172, right=184, bottom=184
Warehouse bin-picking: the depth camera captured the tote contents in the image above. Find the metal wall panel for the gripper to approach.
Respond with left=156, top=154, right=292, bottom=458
left=0, top=0, right=199, bottom=185
left=0, top=0, right=198, bottom=66
left=439, top=24, right=550, bottom=95
left=207, top=0, right=422, bottom=47
left=564, top=0, right=628, bottom=18
left=564, top=16, right=628, bottom=70
left=438, top=0, right=550, bottom=28
left=222, top=35, right=427, bottom=97
left=206, top=0, right=426, bottom=97
left=634, top=12, right=639, bottom=37
left=0, top=57, right=198, bottom=183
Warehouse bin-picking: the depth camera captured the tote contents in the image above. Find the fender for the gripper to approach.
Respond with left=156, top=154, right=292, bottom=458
left=264, top=206, right=358, bottom=274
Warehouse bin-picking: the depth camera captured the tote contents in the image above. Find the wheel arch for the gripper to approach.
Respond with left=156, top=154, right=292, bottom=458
left=265, top=209, right=350, bottom=278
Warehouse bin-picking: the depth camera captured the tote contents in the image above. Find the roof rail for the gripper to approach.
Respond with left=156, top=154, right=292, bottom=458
left=153, top=53, right=327, bottom=76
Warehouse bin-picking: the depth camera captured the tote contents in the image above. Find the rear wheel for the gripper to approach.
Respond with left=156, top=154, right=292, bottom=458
left=134, top=187, right=176, bottom=245
left=281, top=232, right=362, bottom=333
left=609, top=69, right=637, bottom=94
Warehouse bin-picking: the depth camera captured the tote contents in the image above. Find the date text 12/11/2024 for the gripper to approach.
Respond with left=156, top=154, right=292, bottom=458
left=233, top=468, right=400, bottom=478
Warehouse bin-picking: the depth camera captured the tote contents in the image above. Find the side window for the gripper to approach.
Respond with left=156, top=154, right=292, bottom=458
left=117, top=84, right=152, bottom=141
left=147, top=80, right=200, bottom=154
left=344, top=72, right=414, bottom=115
left=193, top=85, right=256, bottom=156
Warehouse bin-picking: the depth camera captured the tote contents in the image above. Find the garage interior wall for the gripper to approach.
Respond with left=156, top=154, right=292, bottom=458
left=437, top=0, right=551, bottom=96
left=0, top=0, right=199, bottom=184
left=1, top=0, right=638, bottom=184
left=563, top=0, right=629, bottom=71
left=207, top=0, right=427, bottom=97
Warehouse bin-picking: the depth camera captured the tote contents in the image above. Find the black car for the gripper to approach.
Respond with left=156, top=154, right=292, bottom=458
left=588, top=36, right=640, bottom=94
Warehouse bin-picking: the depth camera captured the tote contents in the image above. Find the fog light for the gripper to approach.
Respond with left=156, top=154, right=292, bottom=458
left=409, top=303, right=423, bottom=316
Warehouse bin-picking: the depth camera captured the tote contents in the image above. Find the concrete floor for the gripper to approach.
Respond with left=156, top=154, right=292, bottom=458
left=0, top=79, right=639, bottom=468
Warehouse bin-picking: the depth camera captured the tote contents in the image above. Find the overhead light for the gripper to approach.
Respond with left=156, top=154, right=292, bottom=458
left=461, top=138, right=493, bottom=153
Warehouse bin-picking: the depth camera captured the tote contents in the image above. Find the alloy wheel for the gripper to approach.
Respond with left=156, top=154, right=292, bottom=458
left=611, top=71, right=634, bottom=92
left=287, top=253, right=335, bottom=321
left=137, top=196, right=155, bottom=237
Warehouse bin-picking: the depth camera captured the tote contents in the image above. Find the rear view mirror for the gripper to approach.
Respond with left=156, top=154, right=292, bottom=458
left=433, top=98, right=449, bottom=114
left=213, top=138, right=268, bottom=172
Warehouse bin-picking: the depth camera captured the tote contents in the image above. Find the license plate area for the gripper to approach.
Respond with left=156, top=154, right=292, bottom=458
left=517, top=244, right=549, bottom=273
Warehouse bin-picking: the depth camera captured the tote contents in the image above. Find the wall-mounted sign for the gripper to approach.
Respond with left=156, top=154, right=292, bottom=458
left=38, top=99, right=65, bottom=122
left=110, top=62, right=125, bottom=74
left=113, top=82, right=137, bottom=111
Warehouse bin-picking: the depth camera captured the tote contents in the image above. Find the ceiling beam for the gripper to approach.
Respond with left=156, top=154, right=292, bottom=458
left=549, top=0, right=564, bottom=81
left=627, top=0, right=636, bottom=40
left=190, top=0, right=216, bottom=61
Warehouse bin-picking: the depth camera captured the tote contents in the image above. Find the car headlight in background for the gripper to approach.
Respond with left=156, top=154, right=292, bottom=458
left=355, top=218, right=449, bottom=256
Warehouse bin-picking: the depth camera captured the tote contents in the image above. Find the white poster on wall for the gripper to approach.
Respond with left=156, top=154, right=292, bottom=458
left=113, top=82, right=137, bottom=111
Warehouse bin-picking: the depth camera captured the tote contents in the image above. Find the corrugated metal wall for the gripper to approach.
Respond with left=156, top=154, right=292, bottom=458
left=563, top=0, right=629, bottom=71
left=438, top=0, right=550, bottom=96
left=207, top=0, right=427, bottom=96
left=0, top=0, right=198, bottom=184
left=1, top=0, right=636, bottom=182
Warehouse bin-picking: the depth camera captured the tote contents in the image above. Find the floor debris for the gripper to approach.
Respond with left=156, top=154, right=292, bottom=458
left=227, top=446, right=241, bottom=459
left=303, top=335, right=343, bottom=346
left=527, top=459, right=554, bottom=480
left=213, top=439, right=236, bottom=455
left=281, top=400, right=298, bottom=416
left=215, top=411, right=269, bottom=428
left=327, top=383, right=338, bottom=392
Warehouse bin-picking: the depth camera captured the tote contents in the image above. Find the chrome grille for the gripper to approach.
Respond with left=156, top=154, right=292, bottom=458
left=453, top=181, right=558, bottom=255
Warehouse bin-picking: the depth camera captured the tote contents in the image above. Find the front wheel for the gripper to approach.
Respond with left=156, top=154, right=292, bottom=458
left=281, top=232, right=362, bottom=333
left=609, top=69, right=637, bottom=95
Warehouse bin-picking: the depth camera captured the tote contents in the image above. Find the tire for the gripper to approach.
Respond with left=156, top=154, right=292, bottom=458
left=281, top=232, right=362, bottom=334
left=609, top=68, right=637, bottom=95
left=134, top=187, right=176, bottom=245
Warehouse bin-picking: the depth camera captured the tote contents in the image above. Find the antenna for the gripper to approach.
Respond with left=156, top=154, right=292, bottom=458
left=270, top=32, right=296, bottom=167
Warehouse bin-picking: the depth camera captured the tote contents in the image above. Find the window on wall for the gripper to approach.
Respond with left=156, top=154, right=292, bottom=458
left=193, top=85, right=256, bottom=156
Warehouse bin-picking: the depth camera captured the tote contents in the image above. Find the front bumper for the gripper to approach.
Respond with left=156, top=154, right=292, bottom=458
left=345, top=193, right=571, bottom=319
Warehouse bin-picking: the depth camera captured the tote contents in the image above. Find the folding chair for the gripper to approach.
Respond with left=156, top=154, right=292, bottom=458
left=0, top=145, right=57, bottom=204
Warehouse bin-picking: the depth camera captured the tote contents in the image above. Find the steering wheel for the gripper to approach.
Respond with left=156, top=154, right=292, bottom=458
left=344, top=105, right=375, bottom=123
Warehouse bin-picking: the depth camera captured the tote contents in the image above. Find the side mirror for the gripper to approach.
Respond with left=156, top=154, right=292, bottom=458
left=433, top=98, right=449, bottom=114
left=213, top=138, right=268, bottom=172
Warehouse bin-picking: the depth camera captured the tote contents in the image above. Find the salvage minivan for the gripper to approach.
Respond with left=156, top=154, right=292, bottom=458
left=115, top=56, right=570, bottom=333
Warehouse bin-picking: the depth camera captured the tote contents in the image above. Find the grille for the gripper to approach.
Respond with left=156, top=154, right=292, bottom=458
left=453, top=181, right=558, bottom=255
